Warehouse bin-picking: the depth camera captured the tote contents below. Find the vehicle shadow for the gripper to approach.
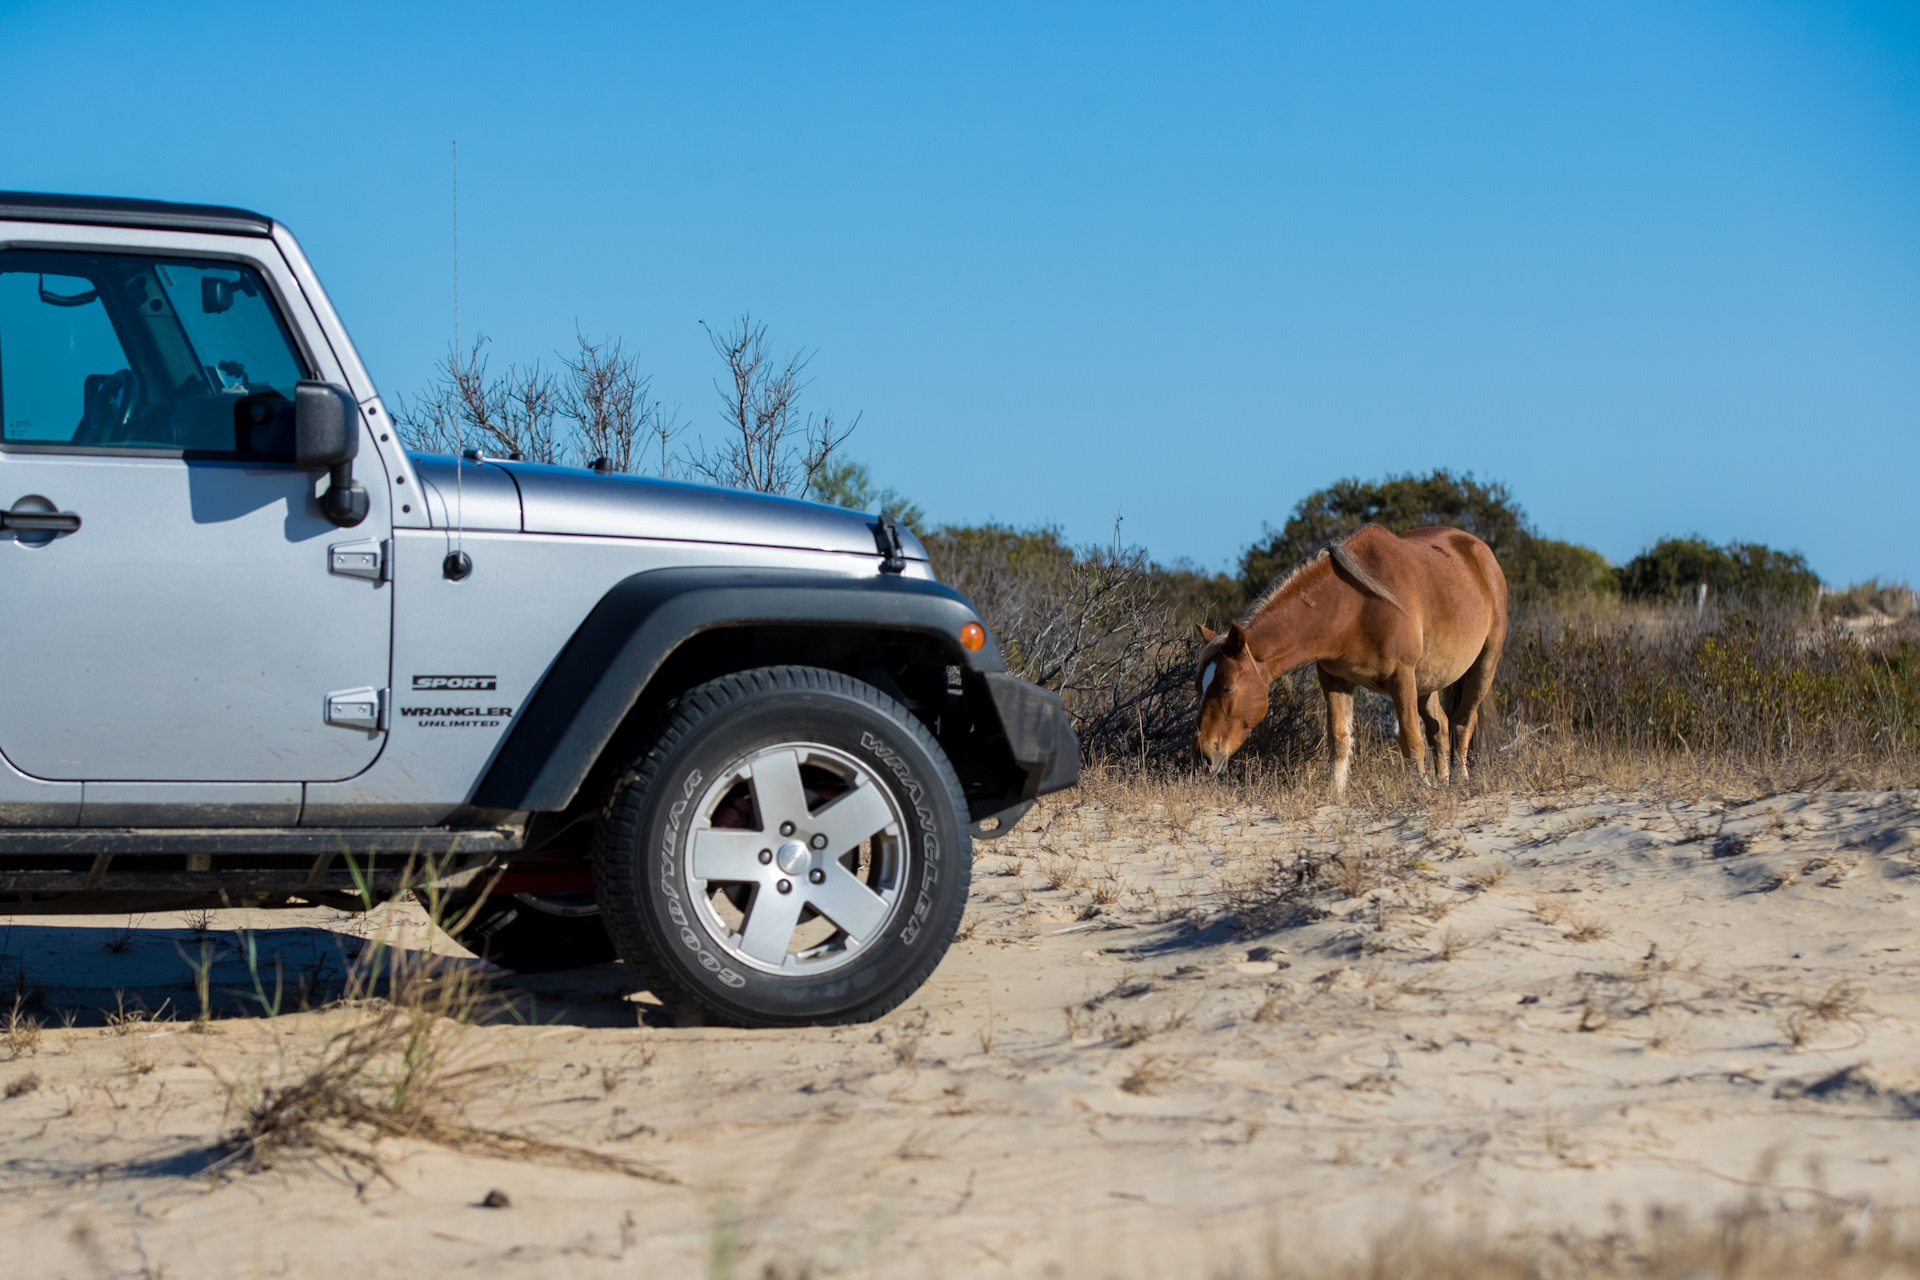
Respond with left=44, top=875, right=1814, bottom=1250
left=0, top=914, right=653, bottom=1029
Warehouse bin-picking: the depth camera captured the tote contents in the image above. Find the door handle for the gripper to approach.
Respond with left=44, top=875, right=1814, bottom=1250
left=0, top=510, right=81, bottom=534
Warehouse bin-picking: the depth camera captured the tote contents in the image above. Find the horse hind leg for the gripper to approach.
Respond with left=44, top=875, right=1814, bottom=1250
left=1421, top=691, right=1451, bottom=784
left=1448, top=644, right=1501, bottom=782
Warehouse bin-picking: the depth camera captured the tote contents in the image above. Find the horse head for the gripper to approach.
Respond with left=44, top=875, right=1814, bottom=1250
left=1193, top=622, right=1267, bottom=774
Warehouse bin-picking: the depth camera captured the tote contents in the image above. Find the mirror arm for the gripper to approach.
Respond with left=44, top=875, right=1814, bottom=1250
left=321, top=462, right=369, bottom=528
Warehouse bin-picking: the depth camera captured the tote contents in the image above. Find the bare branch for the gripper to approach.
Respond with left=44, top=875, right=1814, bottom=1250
left=689, top=315, right=853, bottom=497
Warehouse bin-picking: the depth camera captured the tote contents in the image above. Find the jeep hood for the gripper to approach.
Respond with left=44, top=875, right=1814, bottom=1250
left=409, top=454, right=926, bottom=560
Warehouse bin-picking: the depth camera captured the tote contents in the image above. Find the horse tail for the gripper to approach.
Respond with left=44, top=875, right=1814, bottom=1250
left=1329, top=540, right=1404, bottom=612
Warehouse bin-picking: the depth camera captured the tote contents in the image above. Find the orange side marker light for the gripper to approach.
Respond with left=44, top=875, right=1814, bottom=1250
left=960, top=622, right=987, bottom=652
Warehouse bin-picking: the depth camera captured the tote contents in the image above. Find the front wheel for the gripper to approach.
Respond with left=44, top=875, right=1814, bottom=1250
left=592, top=666, right=972, bottom=1027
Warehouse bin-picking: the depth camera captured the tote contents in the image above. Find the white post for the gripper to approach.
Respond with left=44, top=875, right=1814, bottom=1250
left=1695, top=582, right=1708, bottom=617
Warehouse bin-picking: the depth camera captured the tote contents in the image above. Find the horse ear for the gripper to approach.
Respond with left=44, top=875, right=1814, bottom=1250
left=1195, top=624, right=1217, bottom=643
left=1225, top=622, right=1249, bottom=653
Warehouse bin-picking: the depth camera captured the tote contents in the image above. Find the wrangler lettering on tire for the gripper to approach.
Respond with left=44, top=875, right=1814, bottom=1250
left=592, top=666, right=972, bottom=1027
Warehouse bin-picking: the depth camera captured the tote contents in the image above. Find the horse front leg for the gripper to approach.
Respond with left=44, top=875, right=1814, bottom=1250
left=1388, top=670, right=1429, bottom=783
left=1318, top=671, right=1355, bottom=795
left=1421, top=690, right=1451, bottom=784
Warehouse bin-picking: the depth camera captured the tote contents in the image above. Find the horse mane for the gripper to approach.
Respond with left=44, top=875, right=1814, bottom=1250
left=1241, top=526, right=1403, bottom=624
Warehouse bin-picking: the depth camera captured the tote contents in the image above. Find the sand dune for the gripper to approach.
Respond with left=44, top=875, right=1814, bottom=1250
left=3, top=785, right=1917, bottom=1276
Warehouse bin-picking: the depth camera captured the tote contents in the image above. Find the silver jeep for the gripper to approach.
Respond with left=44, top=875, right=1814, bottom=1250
left=0, top=191, right=1076, bottom=1027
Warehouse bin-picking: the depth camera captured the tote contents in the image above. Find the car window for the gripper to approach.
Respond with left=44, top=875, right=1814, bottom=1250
left=0, top=249, right=311, bottom=458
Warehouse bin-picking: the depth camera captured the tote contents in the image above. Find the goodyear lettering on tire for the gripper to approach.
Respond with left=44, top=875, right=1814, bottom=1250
left=658, top=767, right=745, bottom=988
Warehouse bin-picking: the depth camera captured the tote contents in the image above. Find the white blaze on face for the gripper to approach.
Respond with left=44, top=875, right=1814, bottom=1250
left=1199, top=661, right=1217, bottom=699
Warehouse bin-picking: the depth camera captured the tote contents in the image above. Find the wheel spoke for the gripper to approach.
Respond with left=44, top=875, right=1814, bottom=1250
left=737, top=883, right=807, bottom=965
left=747, top=749, right=812, bottom=831
left=689, top=827, right=772, bottom=883
left=809, top=781, right=896, bottom=857
left=806, top=863, right=891, bottom=942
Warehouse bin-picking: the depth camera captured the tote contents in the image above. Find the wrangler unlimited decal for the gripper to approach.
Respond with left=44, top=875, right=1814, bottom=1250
left=399, top=704, right=514, bottom=728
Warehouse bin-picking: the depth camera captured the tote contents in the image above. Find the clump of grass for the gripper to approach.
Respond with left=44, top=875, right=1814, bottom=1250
left=214, top=876, right=675, bottom=1185
left=5, top=1071, right=38, bottom=1098
left=4, top=998, right=41, bottom=1059
left=1431, top=929, right=1478, bottom=961
left=886, top=1012, right=930, bottom=1069
left=102, top=914, right=140, bottom=955
left=1119, top=1054, right=1185, bottom=1095
left=1563, top=913, right=1612, bottom=944
left=1464, top=866, right=1507, bottom=892
left=1778, top=980, right=1867, bottom=1049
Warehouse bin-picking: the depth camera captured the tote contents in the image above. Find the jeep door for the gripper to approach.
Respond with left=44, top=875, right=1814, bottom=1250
left=0, top=242, right=393, bottom=784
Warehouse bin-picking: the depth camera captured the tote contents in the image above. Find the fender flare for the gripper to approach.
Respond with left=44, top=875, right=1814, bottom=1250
left=472, top=567, right=1011, bottom=813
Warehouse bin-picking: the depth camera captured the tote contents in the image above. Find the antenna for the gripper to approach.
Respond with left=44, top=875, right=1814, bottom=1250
left=452, top=138, right=460, bottom=355
left=444, top=138, right=472, bottom=582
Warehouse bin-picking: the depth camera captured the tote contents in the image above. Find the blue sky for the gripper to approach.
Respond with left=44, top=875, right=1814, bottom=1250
left=3, top=2, right=1916, bottom=583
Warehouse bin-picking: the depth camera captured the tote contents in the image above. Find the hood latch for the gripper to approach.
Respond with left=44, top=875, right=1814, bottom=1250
left=873, top=515, right=907, bottom=574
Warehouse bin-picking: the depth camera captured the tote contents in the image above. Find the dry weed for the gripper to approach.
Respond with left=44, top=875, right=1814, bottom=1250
left=1464, top=866, right=1507, bottom=892
left=1252, top=989, right=1292, bottom=1024
left=1777, top=979, right=1867, bottom=1048
left=1563, top=913, right=1612, bottom=943
left=886, top=1012, right=930, bottom=1069
left=214, top=924, right=672, bottom=1185
left=5, top=1071, right=39, bottom=1098
left=101, top=915, right=139, bottom=955
left=5, top=998, right=42, bottom=1059
left=1431, top=929, right=1479, bottom=961
left=1119, top=1054, right=1185, bottom=1095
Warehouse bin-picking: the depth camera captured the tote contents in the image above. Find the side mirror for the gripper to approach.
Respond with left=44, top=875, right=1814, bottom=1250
left=295, top=380, right=368, bottom=527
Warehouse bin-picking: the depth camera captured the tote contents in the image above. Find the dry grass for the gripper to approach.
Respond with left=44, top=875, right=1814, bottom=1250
left=1118, top=1053, right=1187, bottom=1095
left=1778, top=979, right=1868, bottom=1049
left=1241, top=1203, right=1920, bottom=1279
left=4, top=997, right=41, bottom=1059
left=1562, top=913, right=1612, bottom=944
left=212, top=891, right=674, bottom=1186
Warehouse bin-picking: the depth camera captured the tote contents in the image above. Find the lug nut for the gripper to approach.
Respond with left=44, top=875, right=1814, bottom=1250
left=758, top=848, right=773, bottom=864
left=776, top=878, right=793, bottom=894
left=808, top=868, right=825, bottom=885
left=809, top=833, right=828, bottom=850
left=779, top=821, right=796, bottom=837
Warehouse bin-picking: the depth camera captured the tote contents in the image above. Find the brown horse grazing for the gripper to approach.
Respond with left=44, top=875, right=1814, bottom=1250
left=1194, top=524, right=1507, bottom=791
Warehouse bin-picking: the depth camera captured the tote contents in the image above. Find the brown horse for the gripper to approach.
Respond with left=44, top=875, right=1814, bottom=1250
left=1194, top=524, right=1507, bottom=790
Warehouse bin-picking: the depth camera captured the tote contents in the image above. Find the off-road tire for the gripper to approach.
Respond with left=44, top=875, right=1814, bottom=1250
left=592, top=665, right=971, bottom=1027
left=423, top=889, right=618, bottom=973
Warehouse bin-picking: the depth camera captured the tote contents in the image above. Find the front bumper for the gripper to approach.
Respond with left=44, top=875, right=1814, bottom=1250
left=969, top=672, right=1079, bottom=838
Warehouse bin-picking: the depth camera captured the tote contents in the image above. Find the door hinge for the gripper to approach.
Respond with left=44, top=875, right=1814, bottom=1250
left=329, top=537, right=389, bottom=582
left=326, top=687, right=387, bottom=732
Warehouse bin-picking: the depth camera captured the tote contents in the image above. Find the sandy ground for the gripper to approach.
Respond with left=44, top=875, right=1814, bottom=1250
left=3, top=784, right=1918, bottom=1277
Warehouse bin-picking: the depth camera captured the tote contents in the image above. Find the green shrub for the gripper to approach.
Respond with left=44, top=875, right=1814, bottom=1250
left=810, top=458, right=926, bottom=535
left=1238, top=469, right=1614, bottom=605
left=1616, top=537, right=1820, bottom=607
left=1504, top=536, right=1619, bottom=602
